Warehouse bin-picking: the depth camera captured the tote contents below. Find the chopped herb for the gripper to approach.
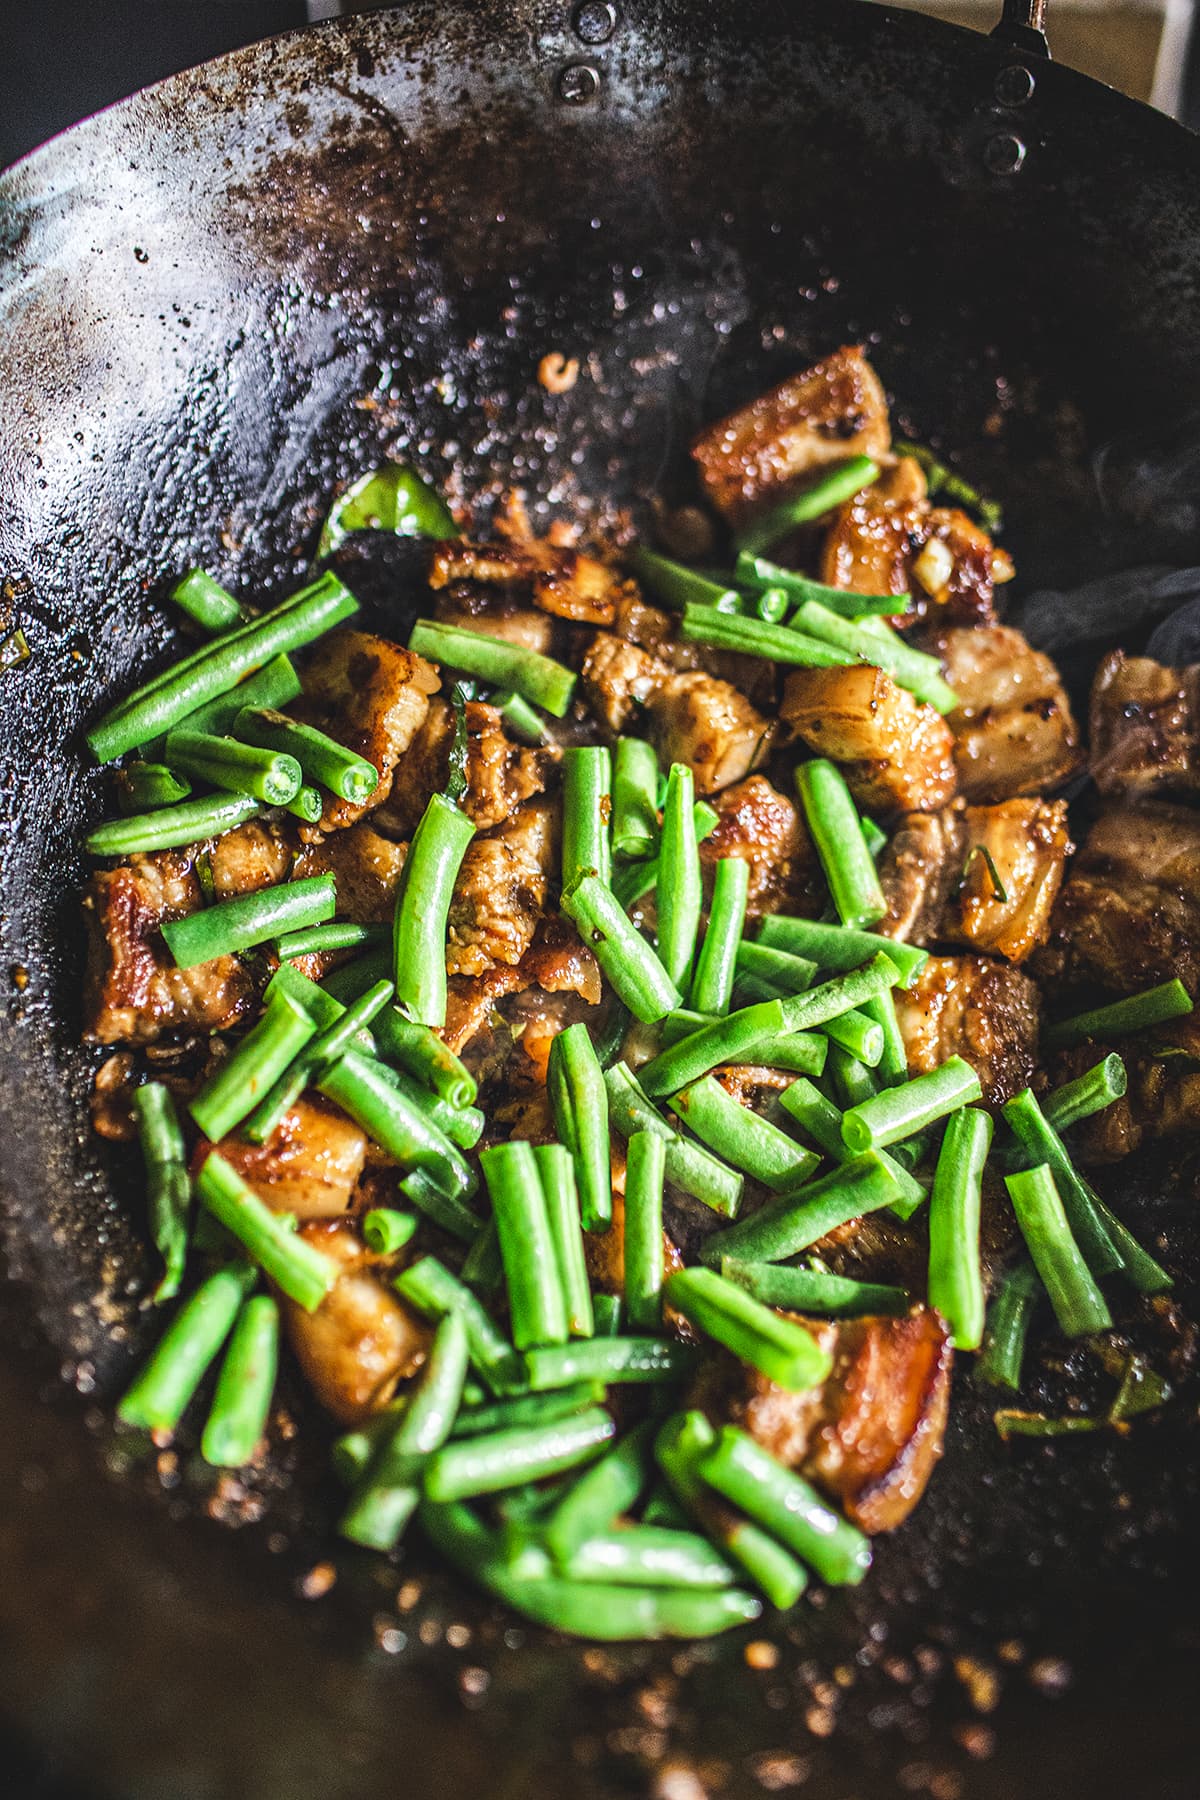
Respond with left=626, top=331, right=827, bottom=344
left=1, top=627, right=30, bottom=671
left=961, top=843, right=1008, bottom=904
left=994, top=1410, right=1105, bottom=1441
left=445, top=681, right=471, bottom=805
left=1107, top=1353, right=1172, bottom=1421
left=895, top=440, right=1004, bottom=534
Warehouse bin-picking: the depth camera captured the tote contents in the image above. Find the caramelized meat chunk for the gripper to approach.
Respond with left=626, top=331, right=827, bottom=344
left=295, top=629, right=439, bottom=830
left=297, top=823, right=407, bottom=922
left=781, top=663, right=958, bottom=813
left=375, top=695, right=554, bottom=836
left=1037, top=801, right=1200, bottom=998
left=430, top=537, right=625, bottom=627
left=895, top=953, right=1039, bottom=1105
left=208, top=821, right=295, bottom=897
left=433, top=585, right=558, bottom=655
left=691, top=345, right=891, bottom=528
left=696, top=1305, right=952, bottom=1534
left=446, top=801, right=556, bottom=979
left=880, top=799, right=1070, bottom=963
left=580, top=632, right=666, bottom=733
left=644, top=670, right=772, bottom=795
left=202, top=1096, right=368, bottom=1219
left=83, top=852, right=251, bottom=1045
left=821, top=481, right=1012, bottom=627
left=699, top=774, right=819, bottom=917
left=1089, top=649, right=1200, bottom=800
left=928, top=623, right=1081, bottom=803
left=281, top=1223, right=430, bottom=1424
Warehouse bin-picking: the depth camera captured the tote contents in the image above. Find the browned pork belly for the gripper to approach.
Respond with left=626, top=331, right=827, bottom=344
left=375, top=695, right=554, bottom=835
left=201, top=1096, right=367, bottom=1219
left=430, top=536, right=628, bottom=627
left=780, top=663, right=958, bottom=813
left=928, top=623, right=1081, bottom=803
left=445, top=802, right=556, bottom=980
left=895, top=953, right=1040, bottom=1105
left=879, top=798, right=1070, bottom=963
left=1036, top=800, right=1200, bottom=999
left=1088, top=648, right=1200, bottom=800
left=691, top=345, right=892, bottom=528
left=297, top=822, right=407, bottom=923
left=208, top=819, right=295, bottom=897
left=698, top=774, right=821, bottom=917
left=294, top=630, right=439, bottom=831
left=281, top=1222, right=430, bottom=1424
left=693, top=1305, right=953, bottom=1533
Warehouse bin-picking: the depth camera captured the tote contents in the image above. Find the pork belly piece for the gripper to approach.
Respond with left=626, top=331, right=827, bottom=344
left=1037, top=800, right=1200, bottom=998
left=201, top=1095, right=367, bottom=1218
left=83, top=851, right=251, bottom=1045
left=208, top=821, right=295, bottom=897
left=1089, top=649, right=1200, bottom=800
left=879, top=799, right=1070, bottom=963
left=694, top=1305, right=952, bottom=1534
left=579, top=632, right=665, bottom=732
left=446, top=801, right=556, bottom=979
left=295, top=629, right=439, bottom=831
left=433, top=585, right=558, bottom=655
left=699, top=774, right=821, bottom=917
left=612, top=588, right=776, bottom=708
left=928, top=623, right=1081, bottom=803
left=297, top=823, right=407, bottom=923
left=374, top=695, right=554, bottom=837
left=644, top=670, right=772, bottom=795
left=430, top=536, right=629, bottom=628
left=691, top=345, right=891, bottom=529
left=781, top=663, right=958, bottom=813
left=281, top=1222, right=430, bottom=1424
left=895, top=953, right=1039, bottom=1105
left=820, top=478, right=1013, bottom=626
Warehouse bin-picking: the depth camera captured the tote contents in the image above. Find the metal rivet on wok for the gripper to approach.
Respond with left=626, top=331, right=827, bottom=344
left=994, top=63, right=1036, bottom=107
left=983, top=132, right=1027, bottom=174
left=573, top=1, right=618, bottom=45
left=558, top=61, right=602, bottom=105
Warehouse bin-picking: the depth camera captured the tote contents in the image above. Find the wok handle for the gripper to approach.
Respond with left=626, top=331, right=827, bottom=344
left=991, top=0, right=1051, bottom=58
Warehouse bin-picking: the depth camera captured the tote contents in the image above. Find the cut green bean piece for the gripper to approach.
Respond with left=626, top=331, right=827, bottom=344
left=370, top=1007, right=477, bottom=1110
left=821, top=1008, right=885, bottom=1067
left=481, top=1141, right=567, bottom=1351
left=623, top=1131, right=666, bottom=1331
left=543, top=1419, right=654, bottom=1564
left=679, top=603, right=853, bottom=668
left=1005, top=1165, right=1112, bottom=1338
left=657, top=763, right=703, bottom=990
left=1001, top=1087, right=1123, bottom=1280
left=861, top=989, right=908, bottom=1086
left=791, top=599, right=957, bottom=713
left=720, top=1258, right=908, bottom=1317
left=276, top=921, right=390, bottom=961
left=775, top=1076, right=925, bottom=1216
left=319, top=1046, right=475, bottom=1200
left=1042, top=1055, right=1127, bottom=1134
left=132, top=1082, right=191, bottom=1305
left=690, top=857, right=750, bottom=1016
left=234, top=706, right=379, bottom=804
left=117, top=1262, right=258, bottom=1433
left=562, top=745, right=613, bottom=888
left=163, top=874, right=336, bottom=970
left=975, top=1261, right=1039, bottom=1392
left=567, top=1528, right=735, bottom=1590
left=736, top=940, right=819, bottom=995
left=547, top=1021, right=613, bottom=1231
left=118, top=762, right=192, bottom=812
left=394, top=1255, right=525, bottom=1396
left=169, top=568, right=247, bottom=633
left=362, top=1207, right=419, bottom=1255
left=189, top=990, right=316, bottom=1142
left=392, top=792, right=476, bottom=1028
left=795, top=759, right=886, bottom=930
left=757, top=914, right=927, bottom=987
left=734, top=457, right=880, bottom=556
left=666, top=1267, right=832, bottom=1391
left=669, top=1077, right=819, bottom=1191
left=613, top=737, right=660, bottom=860
left=86, top=790, right=262, bottom=858
left=200, top=1295, right=279, bottom=1467
left=397, top=1169, right=482, bottom=1245
left=450, top=1383, right=603, bottom=1441
left=525, top=1336, right=699, bottom=1391
left=409, top=618, right=576, bottom=717
left=827, top=1043, right=880, bottom=1112
left=604, top=1062, right=744, bottom=1218
left=176, top=654, right=303, bottom=739
left=927, top=1108, right=992, bottom=1350
left=424, top=1407, right=616, bottom=1502
left=562, top=874, right=682, bottom=1023
left=592, top=1294, right=624, bottom=1337
left=1043, top=979, right=1193, bottom=1051
left=735, top=552, right=910, bottom=618
left=196, top=1154, right=336, bottom=1311
left=701, top=1152, right=902, bottom=1266
left=459, top=1215, right=504, bottom=1295
left=630, top=546, right=741, bottom=613
left=698, top=1424, right=872, bottom=1584
left=534, top=1143, right=594, bottom=1340
left=841, top=1056, right=981, bottom=1151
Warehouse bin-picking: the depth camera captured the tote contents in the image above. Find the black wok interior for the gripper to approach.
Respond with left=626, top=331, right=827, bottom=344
left=1, top=3, right=1199, bottom=1795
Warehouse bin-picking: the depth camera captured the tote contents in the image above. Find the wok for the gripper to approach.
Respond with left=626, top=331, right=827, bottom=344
left=1, top=2, right=1198, bottom=1795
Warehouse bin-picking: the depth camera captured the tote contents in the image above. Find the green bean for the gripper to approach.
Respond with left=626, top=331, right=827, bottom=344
left=861, top=989, right=908, bottom=1086
left=623, top=1131, right=666, bottom=1331
left=163, top=874, right=336, bottom=970
left=562, top=745, right=613, bottom=888
left=524, top=1336, right=698, bottom=1391
left=1001, top=1088, right=1123, bottom=1279
left=190, top=990, right=316, bottom=1142
left=339, top=1310, right=469, bottom=1549
left=604, top=1062, right=744, bottom=1218
left=489, top=687, right=551, bottom=745
left=242, top=980, right=395, bottom=1145
left=561, top=874, right=682, bottom=1023
left=88, top=573, right=359, bottom=761
left=370, top=1007, right=478, bottom=1110
left=169, top=568, right=247, bottom=634
left=394, top=1255, right=525, bottom=1396
left=757, top=914, right=928, bottom=987
left=566, top=1528, right=735, bottom=1590
left=774, top=1077, right=925, bottom=1216
left=276, top=921, right=389, bottom=960
left=719, top=1258, right=908, bottom=1317
left=735, top=940, right=819, bottom=995
left=791, top=598, right=957, bottom=713
left=657, top=763, right=703, bottom=989
left=175, top=654, right=303, bottom=738
left=1005, top=1165, right=1112, bottom=1338
left=665, top=1267, right=832, bottom=1390
left=332, top=1403, right=405, bottom=1487
left=547, top=1021, right=613, bottom=1232
left=480, top=1141, right=567, bottom=1350
left=668, top=1077, right=819, bottom=1191
left=424, top=1407, right=616, bottom=1501
left=543, top=1419, right=654, bottom=1563
left=612, top=737, right=660, bottom=861
left=132, top=1082, right=191, bottom=1305
left=319, top=1047, right=473, bottom=1200
left=640, top=953, right=899, bottom=1098
left=391, top=792, right=476, bottom=1028
left=1043, top=978, right=1193, bottom=1051
left=118, top=762, right=192, bottom=812
left=821, top=1008, right=885, bottom=1067
left=611, top=801, right=720, bottom=911
left=283, top=785, right=324, bottom=824
left=420, top=1499, right=761, bottom=1638
left=196, top=1153, right=336, bottom=1311
left=409, top=618, right=576, bottom=717
left=700, top=1152, right=903, bottom=1266
left=841, top=1057, right=981, bottom=1151
left=795, top=759, right=886, bottom=930
left=397, top=1169, right=482, bottom=1244
left=362, top=1207, right=419, bottom=1255
left=689, top=857, right=749, bottom=1016
left=117, top=1262, right=257, bottom=1433
left=459, top=1215, right=504, bottom=1295
left=234, top=706, right=379, bottom=804
left=200, top=1294, right=279, bottom=1467
left=1042, top=1055, right=1127, bottom=1133
left=655, top=1411, right=807, bottom=1609
left=826, top=1042, right=879, bottom=1111
left=534, top=1144, right=593, bottom=1339
left=975, top=1261, right=1039, bottom=1391
left=679, top=604, right=853, bottom=668
left=927, top=1108, right=993, bottom=1350
left=697, top=1424, right=872, bottom=1584
left=450, top=1383, right=603, bottom=1441
left=630, top=547, right=741, bottom=613
left=591, top=1293, right=624, bottom=1337
left=735, top=551, right=908, bottom=617
left=86, top=790, right=263, bottom=858
left=734, top=456, right=880, bottom=556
